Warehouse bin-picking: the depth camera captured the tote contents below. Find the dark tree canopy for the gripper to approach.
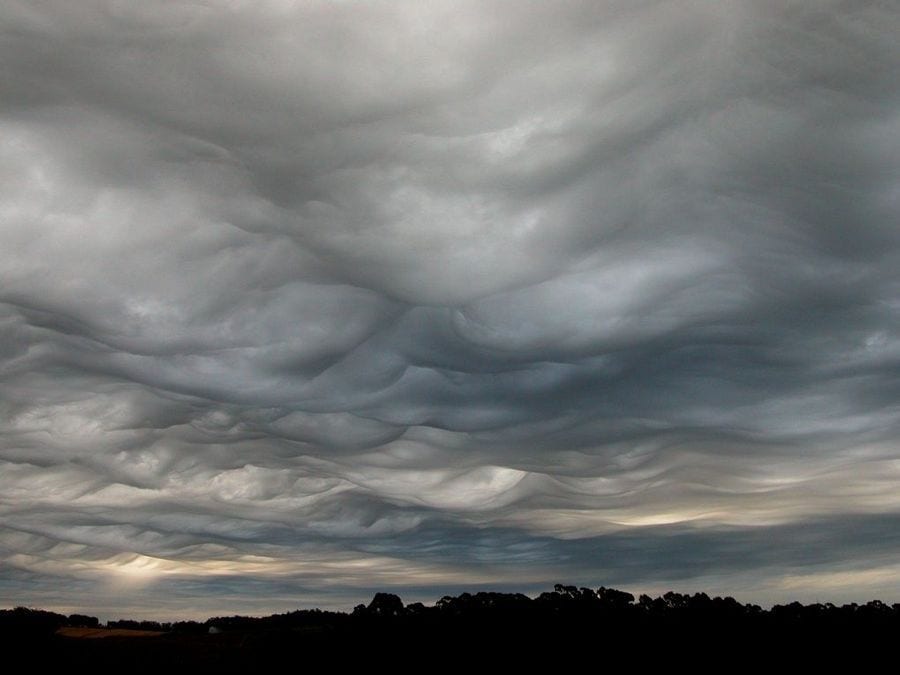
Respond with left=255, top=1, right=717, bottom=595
left=3, top=584, right=899, bottom=668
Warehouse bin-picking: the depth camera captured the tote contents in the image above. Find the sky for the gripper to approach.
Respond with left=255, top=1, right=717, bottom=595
left=1, top=0, right=899, bottom=620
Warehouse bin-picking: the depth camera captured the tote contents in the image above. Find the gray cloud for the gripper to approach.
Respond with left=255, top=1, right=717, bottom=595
left=1, top=0, right=899, bottom=617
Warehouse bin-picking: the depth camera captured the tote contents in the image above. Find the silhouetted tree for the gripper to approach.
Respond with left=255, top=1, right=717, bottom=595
left=366, top=592, right=405, bottom=617
left=597, top=586, right=634, bottom=608
left=67, top=613, right=99, bottom=628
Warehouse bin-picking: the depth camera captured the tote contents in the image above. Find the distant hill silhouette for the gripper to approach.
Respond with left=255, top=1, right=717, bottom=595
left=3, top=584, right=897, bottom=669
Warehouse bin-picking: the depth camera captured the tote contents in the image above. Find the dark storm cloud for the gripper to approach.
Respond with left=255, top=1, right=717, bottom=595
left=1, top=1, right=899, bottom=615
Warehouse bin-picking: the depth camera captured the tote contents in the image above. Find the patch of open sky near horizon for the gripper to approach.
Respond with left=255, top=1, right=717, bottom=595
left=1, top=0, right=899, bottom=618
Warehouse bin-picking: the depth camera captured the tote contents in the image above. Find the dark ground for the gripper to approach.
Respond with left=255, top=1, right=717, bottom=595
left=2, top=585, right=896, bottom=670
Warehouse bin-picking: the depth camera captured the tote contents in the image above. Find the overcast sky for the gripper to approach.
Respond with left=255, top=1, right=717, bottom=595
left=2, top=0, right=899, bottom=619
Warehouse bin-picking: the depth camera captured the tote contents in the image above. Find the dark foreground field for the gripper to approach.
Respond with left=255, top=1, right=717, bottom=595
left=3, top=585, right=897, bottom=670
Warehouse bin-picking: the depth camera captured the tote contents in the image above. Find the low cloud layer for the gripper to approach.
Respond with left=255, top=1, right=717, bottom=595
left=2, top=0, right=899, bottom=617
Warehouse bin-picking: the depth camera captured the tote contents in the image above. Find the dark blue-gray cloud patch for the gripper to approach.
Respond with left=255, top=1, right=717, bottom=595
left=1, top=0, right=899, bottom=616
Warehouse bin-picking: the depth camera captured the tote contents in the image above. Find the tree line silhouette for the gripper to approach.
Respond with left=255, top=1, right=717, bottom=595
left=3, top=584, right=897, bottom=667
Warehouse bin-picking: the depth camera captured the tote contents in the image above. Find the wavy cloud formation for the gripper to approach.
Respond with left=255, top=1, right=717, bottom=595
left=1, top=1, right=899, bottom=617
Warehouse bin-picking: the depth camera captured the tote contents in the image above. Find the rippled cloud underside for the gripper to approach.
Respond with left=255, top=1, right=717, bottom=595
left=2, top=1, right=899, bottom=617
